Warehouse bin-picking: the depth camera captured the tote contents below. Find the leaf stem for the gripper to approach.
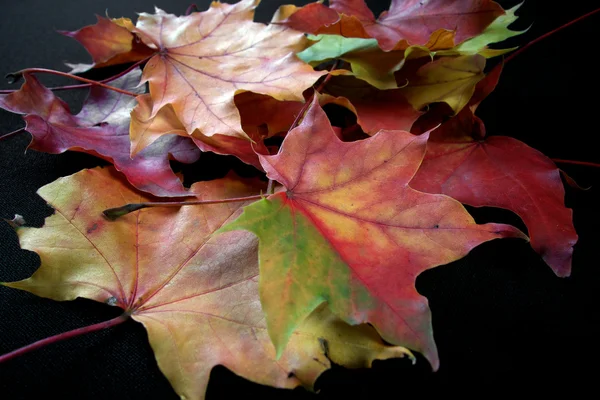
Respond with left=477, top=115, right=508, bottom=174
left=314, top=59, right=340, bottom=94
left=0, top=57, right=151, bottom=94
left=6, top=68, right=138, bottom=97
left=0, top=127, right=25, bottom=142
left=552, top=158, right=600, bottom=168
left=103, top=194, right=264, bottom=220
left=288, top=100, right=312, bottom=134
left=0, top=313, right=128, bottom=364
left=287, top=59, right=339, bottom=133
left=505, top=6, right=600, bottom=64
left=185, top=3, right=200, bottom=15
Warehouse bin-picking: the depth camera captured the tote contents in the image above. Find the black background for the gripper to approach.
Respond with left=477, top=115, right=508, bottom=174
left=1, top=0, right=599, bottom=398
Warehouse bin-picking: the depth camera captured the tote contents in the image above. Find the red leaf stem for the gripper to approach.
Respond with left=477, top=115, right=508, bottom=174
left=0, top=313, right=129, bottom=364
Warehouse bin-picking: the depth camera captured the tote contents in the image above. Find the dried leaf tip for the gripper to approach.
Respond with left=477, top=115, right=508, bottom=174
left=102, top=204, right=146, bottom=220
left=4, top=214, right=26, bottom=229
left=5, top=72, right=22, bottom=85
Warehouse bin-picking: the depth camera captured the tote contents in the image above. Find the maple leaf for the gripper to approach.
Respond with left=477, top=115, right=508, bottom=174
left=0, top=70, right=199, bottom=197
left=278, top=0, right=504, bottom=51
left=320, top=92, right=421, bottom=134
left=129, top=96, right=291, bottom=172
left=272, top=2, right=340, bottom=34
left=320, top=75, right=423, bottom=134
left=410, top=68, right=577, bottom=277
left=130, top=93, right=268, bottom=169
left=436, top=2, right=527, bottom=58
left=235, top=91, right=305, bottom=139
left=3, top=167, right=414, bottom=399
left=298, top=34, right=431, bottom=89
left=398, top=54, right=486, bottom=113
left=60, top=16, right=154, bottom=73
left=130, top=91, right=302, bottom=169
left=296, top=4, right=521, bottom=91
left=130, top=0, right=324, bottom=144
left=219, top=96, right=526, bottom=369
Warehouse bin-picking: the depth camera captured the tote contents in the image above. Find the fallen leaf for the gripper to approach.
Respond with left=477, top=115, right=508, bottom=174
left=235, top=91, right=304, bottom=138
left=131, top=0, right=323, bottom=142
left=399, top=54, right=486, bottom=113
left=131, top=93, right=266, bottom=168
left=130, top=91, right=303, bottom=169
left=60, top=16, right=154, bottom=73
left=408, top=62, right=503, bottom=134
left=272, top=2, right=341, bottom=34
left=357, top=0, right=505, bottom=50
left=319, top=75, right=423, bottom=133
left=294, top=3, right=520, bottom=90
left=320, top=92, right=421, bottom=134
left=129, top=94, right=187, bottom=156
left=298, top=34, right=431, bottom=89
left=278, top=0, right=504, bottom=51
left=410, top=106, right=577, bottom=277
left=468, top=61, right=503, bottom=111
left=0, top=70, right=199, bottom=197
left=219, top=96, right=526, bottom=369
left=191, top=132, right=267, bottom=170
left=436, top=2, right=527, bottom=58
left=3, top=167, right=414, bottom=399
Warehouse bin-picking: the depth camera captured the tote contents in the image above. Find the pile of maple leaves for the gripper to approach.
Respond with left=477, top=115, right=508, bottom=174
left=0, top=0, right=581, bottom=398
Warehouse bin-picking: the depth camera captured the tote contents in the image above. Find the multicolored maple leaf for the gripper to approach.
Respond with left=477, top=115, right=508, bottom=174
left=0, top=1, right=588, bottom=396
left=278, top=0, right=504, bottom=51
left=58, top=0, right=324, bottom=160
left=220, top=96, right=526, bottom=369
left=0, top=69, right=199, bottom=197
left=2, top=167, right=414, bottom=399
left=130, top=0, right=324, bottom=148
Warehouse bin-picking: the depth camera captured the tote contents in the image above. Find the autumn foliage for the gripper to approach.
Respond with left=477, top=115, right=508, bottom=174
left=0, top=0, right=585, bottom=398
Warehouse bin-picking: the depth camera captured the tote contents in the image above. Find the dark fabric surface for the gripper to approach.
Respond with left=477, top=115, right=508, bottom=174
left=0, top=0, right=598, bottom=398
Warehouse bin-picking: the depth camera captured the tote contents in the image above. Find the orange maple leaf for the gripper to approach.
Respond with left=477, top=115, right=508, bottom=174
left=131, top=0, right=324, bottom=147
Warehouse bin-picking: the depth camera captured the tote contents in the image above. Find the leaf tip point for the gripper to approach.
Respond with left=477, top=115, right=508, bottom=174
left=102, top=203, right=148, bottom=221
left=5, top=72, right=22, bottom=85
left=499, top=225, right=529, bottom=242
left=3, top=214, right=26, bottom=229
left=55, top=29, right=71, bottom=37
left=102, top=207, right=126, bottom=221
